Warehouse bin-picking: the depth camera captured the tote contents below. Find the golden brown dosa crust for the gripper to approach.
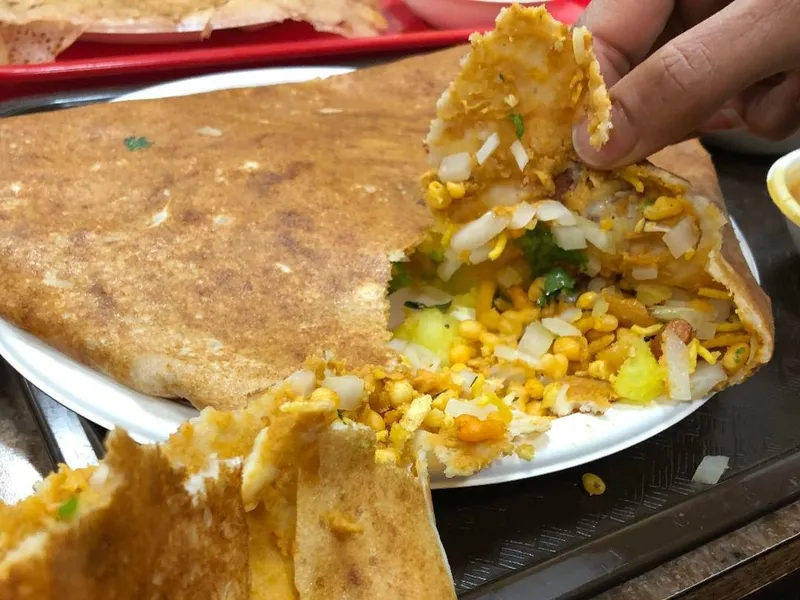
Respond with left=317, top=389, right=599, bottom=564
left=294, top=427, right=456, bottom=600
left=0, top=0, right=386, bottom=64
left=0, top=48, right=465, bottom=411
left=0, top=430, right=249, bottom=600
left=649, top=141, right=774, bottom=382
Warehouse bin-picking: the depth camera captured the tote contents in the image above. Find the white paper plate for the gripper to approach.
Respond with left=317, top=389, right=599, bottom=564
left=0, top=66, right=761, bottom=488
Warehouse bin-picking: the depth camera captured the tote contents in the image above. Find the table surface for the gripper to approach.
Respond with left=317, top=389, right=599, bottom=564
left=0, top=64, right=798, bottom=598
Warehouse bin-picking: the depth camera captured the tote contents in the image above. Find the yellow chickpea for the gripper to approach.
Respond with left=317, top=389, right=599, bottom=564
left=524, top=378, right=544, bottom=400
left=455, top=414, right=506, bottom=443
left=576, top=291, right=598, bottom=310
left=498, top=315, right=524, bottom=338
left=593, top=314, right=619, bottom=333
left=722, top=343, right=750, bottom=373
left=359, top=408, right=386, bottom=431
left=553, top=337, right=582, bottom=362
left=541, top=353, right=569, bottom=380
left=386, top=380, right=414, bottom=408
left=457, top=320, right=485, bottom=341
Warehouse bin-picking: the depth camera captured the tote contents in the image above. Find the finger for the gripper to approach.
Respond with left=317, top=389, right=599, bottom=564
left=740, top=71, right=800, bottom=140
left=577, top=0, right=675, bottom=87
left=574, top=0, right=800, bottom=168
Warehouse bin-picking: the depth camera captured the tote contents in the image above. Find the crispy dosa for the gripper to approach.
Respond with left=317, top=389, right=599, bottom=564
left=0, top=430, right=249, bottom=600
left=0, top=49, right=465, bottom=412
left=0, top=0, right=386, bottom=64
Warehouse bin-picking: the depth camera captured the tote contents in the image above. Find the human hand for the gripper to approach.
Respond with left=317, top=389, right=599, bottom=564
left=573, top=0, right=800, bottom=168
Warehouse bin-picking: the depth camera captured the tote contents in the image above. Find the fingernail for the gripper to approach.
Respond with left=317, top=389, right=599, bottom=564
left=572, top=103, right=634, bottom=169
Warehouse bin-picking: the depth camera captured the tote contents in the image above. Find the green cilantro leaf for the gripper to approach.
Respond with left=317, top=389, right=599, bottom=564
left=337, top=410, right=345, bottom=422
left=387, top=262, right=412, bottom=295
left=735, top=347, right=746, bottom=359
left=537, top=267, right=578, bottom=307
left=427, top=250, right=445, bottom=263
left=509, top=113, right=525, bottom=139
left=515, top=227, right=587, bottom=279
left=57, top=496, right=78, bottom=521
left=643, top=198, right=656, bottom=207
left=124, top=136, right=153, bottom=151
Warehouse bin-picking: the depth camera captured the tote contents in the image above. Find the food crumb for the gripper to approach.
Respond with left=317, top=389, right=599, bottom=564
left=582, top=472, right=606, bottom=496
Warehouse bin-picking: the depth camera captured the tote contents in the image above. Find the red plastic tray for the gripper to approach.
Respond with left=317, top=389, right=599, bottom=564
left=0, top=0, right=588, bottom=100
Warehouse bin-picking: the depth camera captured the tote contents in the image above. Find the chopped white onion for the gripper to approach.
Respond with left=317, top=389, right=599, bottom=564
left=322, top=375, right=365, bottom=410
left=469, top=244, right=493, bottom=264
left=643, top=222, right=671, bottom=233
left=588, top=277, right=607, bottom=292
left=497, top=266, right=523, bottom=288
left=484, top=185, right=526, bottom=207
left=631, top=265, right=658, bottom=281
left=509, top=202, right=536, bottom=229
left=510, top=140, right=529, bottom=171
left=550, top=383, right=573, bottom=417
left=695, top=321, right=717, bottom=340
left=584, top=255, right=601, bottom=277
left=475, top=132, right=500, bottom=165
left=437, top=255, right=463, bottom=282
left=709, top=299, right=732, bottom=322
left=559, top=307, right=583, bottom=323
left=449, top=306, right=476, bottom=322
left=494, top=344, right=522, bottom=363
left=488, top=365, right=527, bottom=385
left=691, top=455, right=729, bottom=484
left=387, top=338, right=407, bottom=353
left=438, top=152, right=472, bottom=182
left=663, top=330, right=692, bottom=401
left=575, top=216, right=614, bottom=253
left=592, top=297, right=609, bottom=317
left=541, top=317, right=581, bottom=337
left=572, top=27, right=587, bottom=65
left=286, top=369, right=316, bottom=397
left=553, top=225, right=587, bottom=250
left=662, top=216, right=700, bottom=258
left=535, top=200, right=571, bottom=222
left=690, top=362, right=726, bottom=399
left=519, top=322, right=554, bottom=358
left=452, top=368, right=479, bottom=392
left=407, top=286, right=453, bottom=308
left=450, top=211, right=511, bottom=252
left=401, top=342, right=441, bottom=372
left=556, top=211, right=578, bottom=226
left=444, top=398, right=497, bottom=420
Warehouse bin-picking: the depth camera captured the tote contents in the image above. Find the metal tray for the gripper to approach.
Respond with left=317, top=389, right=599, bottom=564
left=3, top=89, right=799, bottom=600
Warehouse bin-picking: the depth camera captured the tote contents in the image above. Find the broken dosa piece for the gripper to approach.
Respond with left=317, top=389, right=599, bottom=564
left=383, top=4, right=773, bottom=460
left=0, top=430, right=249, bottom=600
left=0, top=0, right=386, bottom=64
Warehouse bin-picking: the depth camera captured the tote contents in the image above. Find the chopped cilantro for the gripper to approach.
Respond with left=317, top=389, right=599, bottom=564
left=515, top=227, right=587, bottom=279
left=509, top=113, right=525, bottom=139
left=735, top=347, right=746, bottom=359
left=387, top=262, right=412, bottom=295
left=57, top=496, right=78, bottom=520
left=498, top=73, right=506, bottom=82
left=337, top=410, right=345, bottom=422
left=643, top=198, right=656, bottom=207
left=124, top=136, right=153, bottom=151
left=537, top=267, right=577, bottom=307
left=427, top=250, right=445, bottom=263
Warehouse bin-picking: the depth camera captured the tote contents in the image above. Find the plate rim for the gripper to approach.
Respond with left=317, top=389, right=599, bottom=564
left=0, top=65, right=762, bottom=488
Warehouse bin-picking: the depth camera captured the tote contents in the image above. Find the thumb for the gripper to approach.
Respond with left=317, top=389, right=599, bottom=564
left=574, top=0, right=800, bottom=168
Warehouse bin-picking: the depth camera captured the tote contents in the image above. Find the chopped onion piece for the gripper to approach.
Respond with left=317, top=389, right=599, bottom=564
left=535, top=200, right=571, bottom=222
left=322, top=375, right=365, bottom=410
left=643, top=222, right=671, bottom=233
left=445, top=398, right=497, bottom=420
left=572, top=27, right=587, bottom=65
left=592, top=297, right=609, bottom=317
left=497, top=266, right=523, bottom=288
left=690, top=362, right=726, bottom=398
left=695, top=321, right=717, bottom=340
left=559, top=307, right=583, bottom=323
left=662, top=216, right=699, bottom=258
left=651, top=306, right=708, bottom=330
left=485, top=185, right=526, bottom=207
left=575, top=216, right=614, bottom=252
left=709, top=299, right=732, bottom=322
left=402, top=342, right=441, bottom=372
left=476, top=132, right=501, bottom=165
left=450, top=306, right=476, bottom=322
left=541, top=317, right=581, bottom=337
left=438, top=152, right=472, bottom=182
left=584, top=255, right=601, bottom=277
left=556, top=211, right=577, bottom=226
left=488, top=365, right=527, bottom=385
left=553, top=226, right=587, bottom=250
left=286, top=369, right=316, bottom=397
left=691, top=455, right=729, bottom=484
left=510, top=140, right=529, bottom=171
left=519, top=322, right=554, bottom=358
left=509, top=202, right=536, bottom=229
left=588, top=277, right=607, bottom=292
left=452, top=368, right=479, bottom=392
left=437, top=256, right=462, bottom=282
left=469, top=244, right=493, bottom=264
left=663, top=330, right=692, bottom=401
left=387, top=338, right=407, bottom=353
left=450, top=211, right=511, bottom=252
left=407, top=286, right=453, bottom=308
left=494, top=344, right=522, bottom=363
left=632, top=265, right=658, bottom=281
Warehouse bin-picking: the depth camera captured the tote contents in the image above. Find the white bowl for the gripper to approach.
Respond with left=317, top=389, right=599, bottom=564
left=766, top=148, right=800, bottom=251
left=403, top=0, right=548, bottom=30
